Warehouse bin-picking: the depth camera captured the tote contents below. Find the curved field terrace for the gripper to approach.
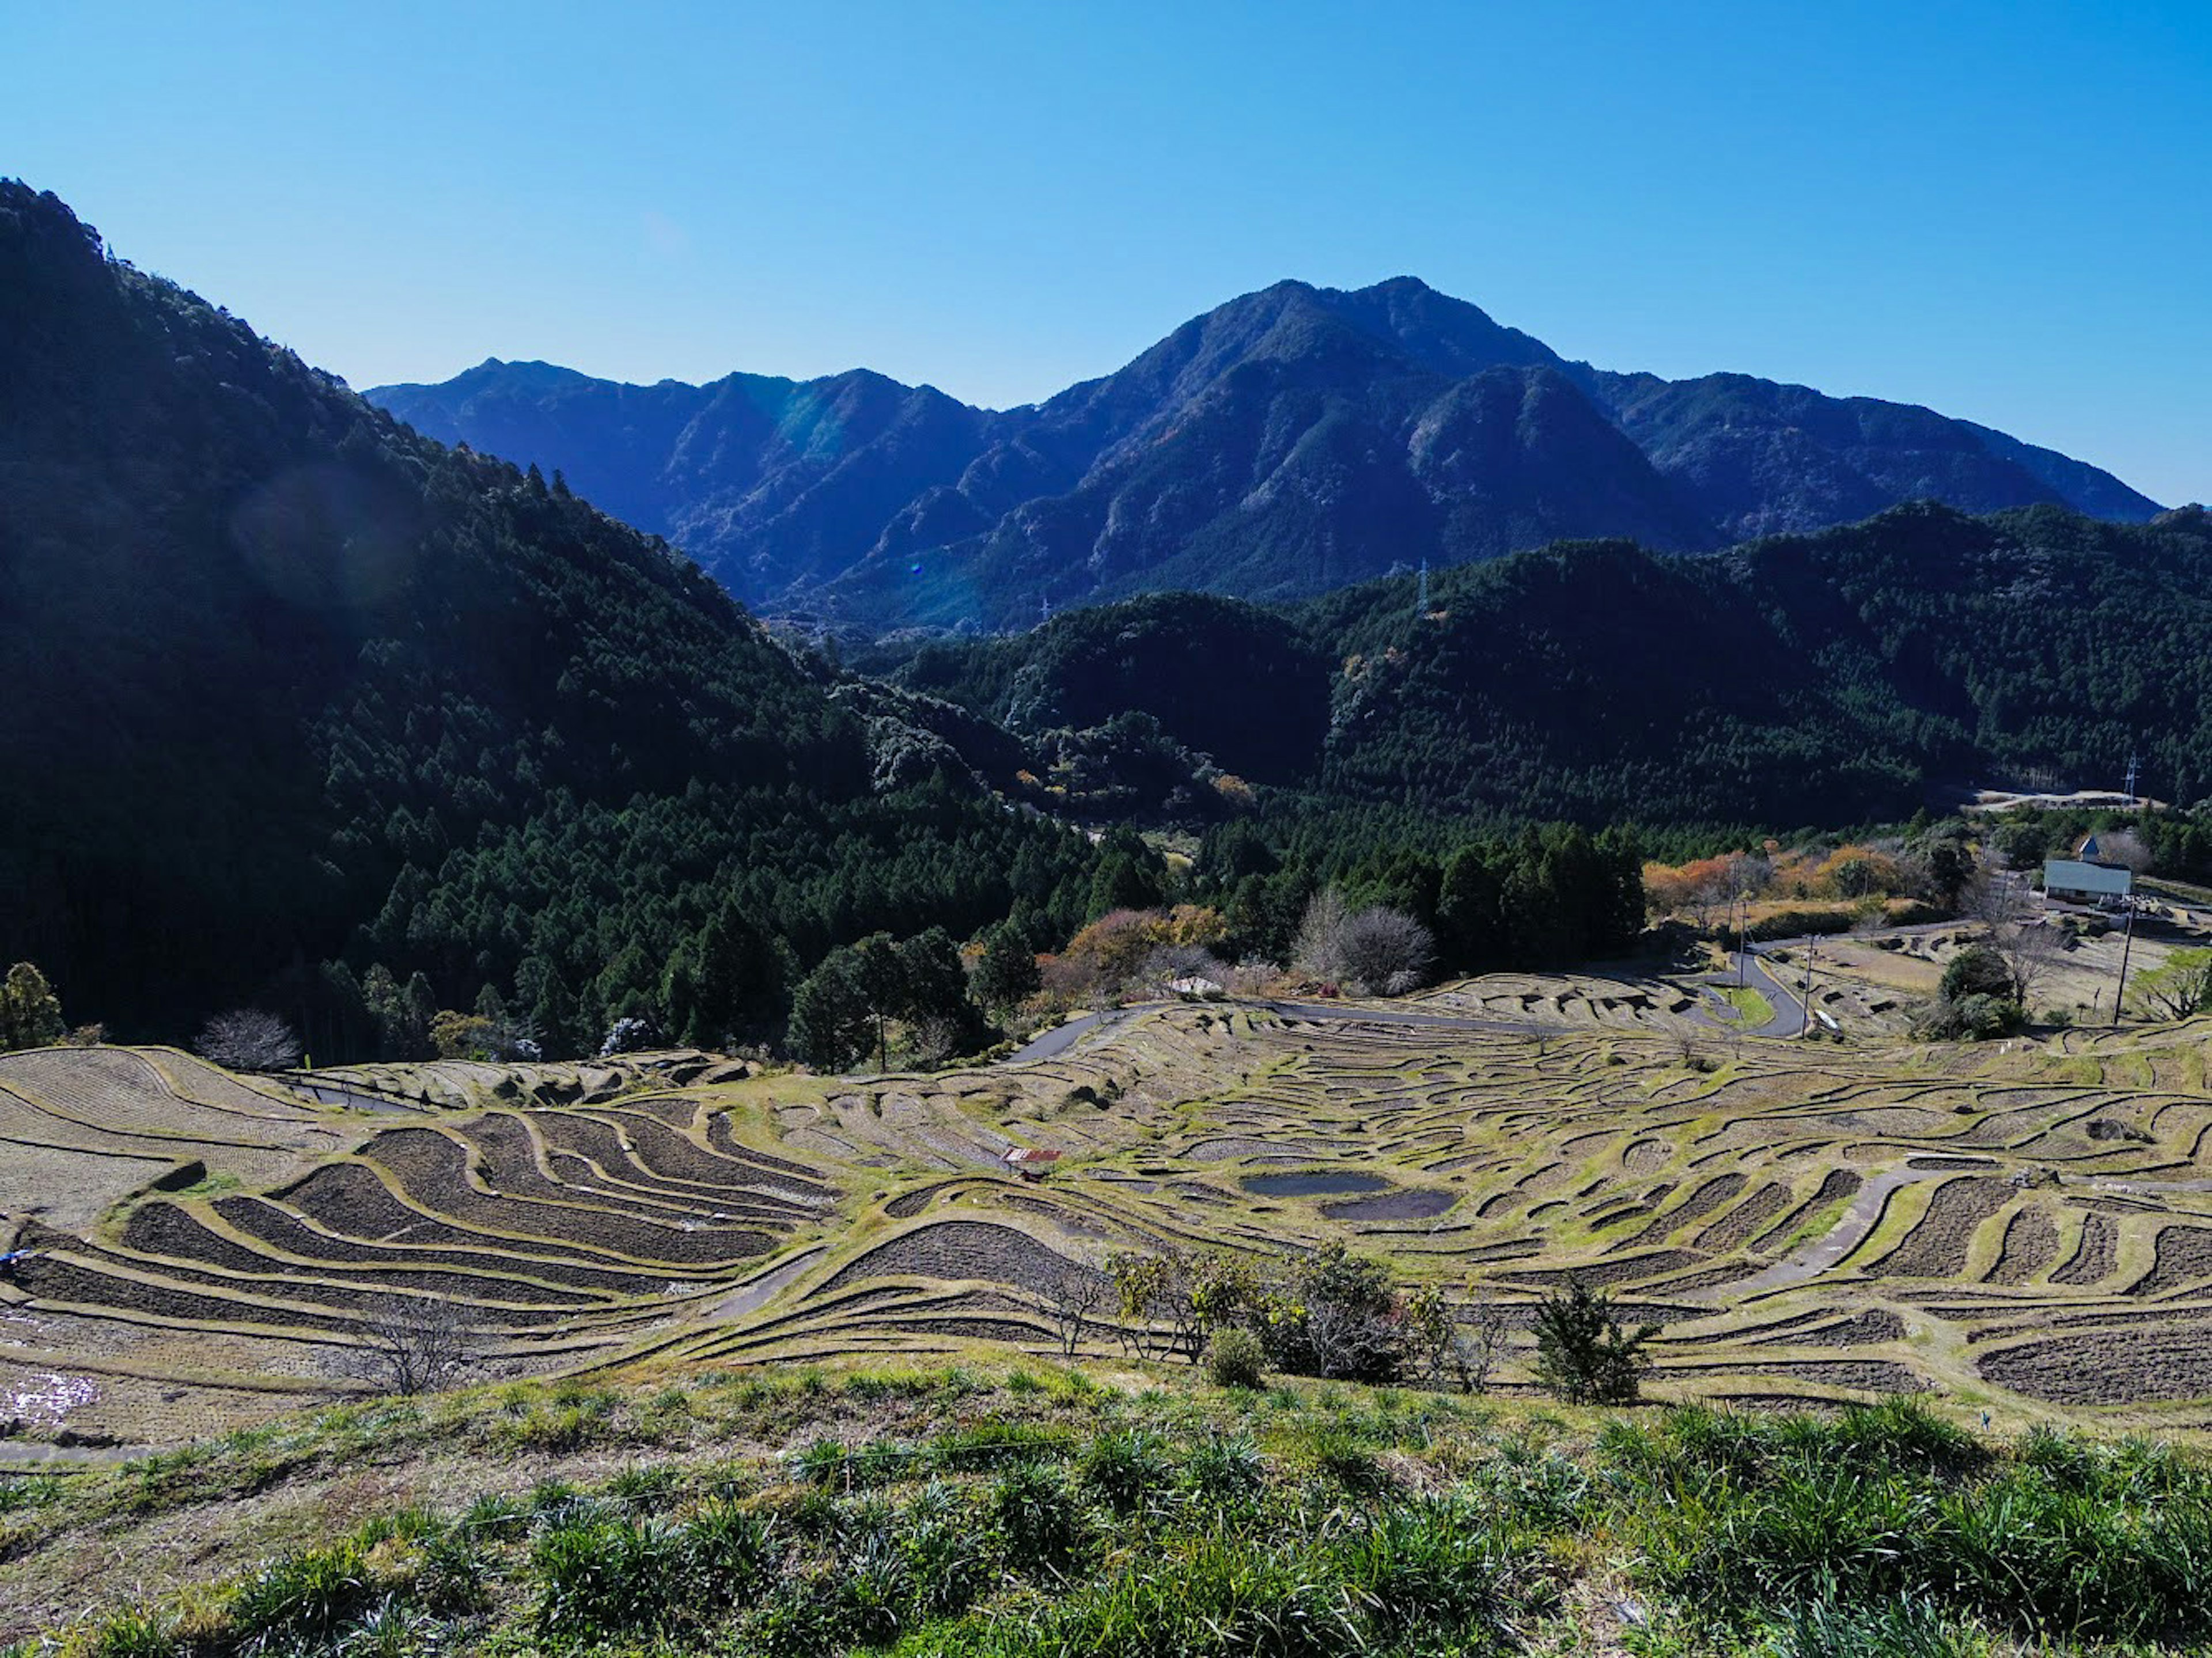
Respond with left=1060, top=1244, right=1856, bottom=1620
left=7, top=990, right=2212, bottom=1445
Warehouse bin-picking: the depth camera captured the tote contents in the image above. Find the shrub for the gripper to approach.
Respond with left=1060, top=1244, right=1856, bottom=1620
left=531, top=1515, right=688, bottom=1642
left=1302, top=1424, right=1387, bottom=1494
left=1766, top=1595, right=1974, bottom=1658
left=1075, top=1428, right=1171, bottom=1513
left=1259, top=1242, right=1407, bottom=1382
left=1532, top=1279, right=1658, bottom=1405
left=1938, top=946, right=2014, bottom=1003
left=987, top=1463, right=1090, bottom=1577
left=897, top=1482, right=993, bottom=1621
left=1182, top=1432, right=1267, bottom=1504
left=1206, top=1326, right=1267, bottom=1389
left=1918, top=992, right=2023, bottom=1042
left=1294, top=891, right=1436, bottom=995
left=1337, top=1497, right=1519, bottom=1643
left=226, top=1538, right=392, bottom=1653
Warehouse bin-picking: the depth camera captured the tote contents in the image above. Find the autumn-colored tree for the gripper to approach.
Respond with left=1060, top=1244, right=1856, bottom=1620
left=1812, top=844, right=1908, bottom=899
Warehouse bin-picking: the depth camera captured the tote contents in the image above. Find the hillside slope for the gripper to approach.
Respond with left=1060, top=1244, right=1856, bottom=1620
left=885, top=502, right=2212, bottom=826
left=373, top=278, right=2161, bottom=629
left=0, top=182, right=1099, bottom=1042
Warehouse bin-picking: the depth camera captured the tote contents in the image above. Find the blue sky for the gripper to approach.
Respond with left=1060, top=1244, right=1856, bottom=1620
left=9, top=1, right=2207, bottom=502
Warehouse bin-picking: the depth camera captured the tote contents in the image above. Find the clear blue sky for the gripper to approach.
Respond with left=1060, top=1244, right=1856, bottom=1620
left=9, top=1, right=2207, bottom=503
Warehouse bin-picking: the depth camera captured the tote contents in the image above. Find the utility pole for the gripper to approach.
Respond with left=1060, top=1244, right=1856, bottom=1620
left=2112, top=898, right=2139, bottom=1028
left=1800, top=935, right=1819, bottom=1038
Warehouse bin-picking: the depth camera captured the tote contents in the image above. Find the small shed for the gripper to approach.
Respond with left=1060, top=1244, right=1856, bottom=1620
left=2043, top=858, right=2133, bottom=905
left=1002, top=1146, right=1061, bottom=1182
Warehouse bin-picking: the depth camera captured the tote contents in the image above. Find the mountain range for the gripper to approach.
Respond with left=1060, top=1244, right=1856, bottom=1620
left=370, top=278, right=2163, bottom=630
left=8, top=176, right=2211, bottom=1048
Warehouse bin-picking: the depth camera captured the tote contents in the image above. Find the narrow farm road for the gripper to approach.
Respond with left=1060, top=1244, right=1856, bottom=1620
left=1729, top=1164, right=1959, bottom=1296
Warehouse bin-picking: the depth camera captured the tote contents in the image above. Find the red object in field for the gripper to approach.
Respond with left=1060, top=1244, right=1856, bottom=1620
left=1002, top=1146, right=1062, bottom=1181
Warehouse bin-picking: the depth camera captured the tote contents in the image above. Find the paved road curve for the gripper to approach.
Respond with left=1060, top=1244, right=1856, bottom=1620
left=1010, top=933, right=1910, bottom=1067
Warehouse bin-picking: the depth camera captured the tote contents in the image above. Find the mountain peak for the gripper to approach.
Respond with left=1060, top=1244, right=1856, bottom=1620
left=368, top=272, right=2162, bottom=631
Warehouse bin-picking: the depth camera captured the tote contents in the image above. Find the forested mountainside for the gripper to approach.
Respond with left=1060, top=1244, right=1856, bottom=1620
left=372, top=276, right=2160, bottom=630
left=8, top=179, right=2203, bottom=1054
left=0, top=182, right=1105, bottom=1044
left=878, top=501, right=2212, bottom=828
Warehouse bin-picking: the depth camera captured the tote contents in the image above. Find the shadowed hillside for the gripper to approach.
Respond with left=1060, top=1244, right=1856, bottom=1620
left=883, top=502, right=2212, bottom=826
left=0, top=183, right=1103, bottom=1040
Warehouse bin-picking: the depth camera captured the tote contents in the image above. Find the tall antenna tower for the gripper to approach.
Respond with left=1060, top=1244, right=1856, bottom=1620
left=1415, top=557, right=1429, bottom=616
left=2124, top=753, right=2140, bottom=808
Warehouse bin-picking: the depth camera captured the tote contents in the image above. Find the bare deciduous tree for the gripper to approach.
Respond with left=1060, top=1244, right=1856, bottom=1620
left=194, top=1008, right=301, bottom=1071
left=1406, top=1293, right=1510, bottom=1395
left=1963, top=857, right=2034, bottom=931
left=1961, top=856, right=2067, bottom=1008
left=1143, top=942, right=1230, bottom=996
left=1336, top=908, right=1436, bottom=996
left=1041, top=1263, right=1107, bottom=1359
left=1293, top=889, right=1352, bottom=980
left=1999, top=921, right=2069, bottom=1009
left=1294, top=890, right=1436, bottom=995
left=2099, top=830, right=2154, bottom=874
left=334, top=1297, right=479, bottom=1397
left=1301, top=1287, right=1404, bottom=1382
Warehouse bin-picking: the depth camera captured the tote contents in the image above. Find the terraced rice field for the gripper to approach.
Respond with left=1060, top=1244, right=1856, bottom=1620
left=6, top=990, right=2212, bottom=1445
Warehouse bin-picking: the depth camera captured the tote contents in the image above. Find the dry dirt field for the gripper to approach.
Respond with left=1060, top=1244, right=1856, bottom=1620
left=7, top=982, right=2212, bottom=1450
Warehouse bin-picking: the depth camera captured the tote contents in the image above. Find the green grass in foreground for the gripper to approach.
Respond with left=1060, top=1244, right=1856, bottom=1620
left=7, top=1372, right=2212, bottom=1657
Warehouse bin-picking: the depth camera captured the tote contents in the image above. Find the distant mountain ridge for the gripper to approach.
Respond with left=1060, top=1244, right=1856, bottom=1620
left=370, top=278, right=2162, bottom=629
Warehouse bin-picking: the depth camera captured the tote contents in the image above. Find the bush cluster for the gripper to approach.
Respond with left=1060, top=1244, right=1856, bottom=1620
left=35, top=1388, right=2212, bottom=1658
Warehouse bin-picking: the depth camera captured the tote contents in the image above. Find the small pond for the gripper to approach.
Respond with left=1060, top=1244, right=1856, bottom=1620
left=1239, top=1170, right=1394, bottom=1198
left=1323, top=1189, right=1459, bottom=1223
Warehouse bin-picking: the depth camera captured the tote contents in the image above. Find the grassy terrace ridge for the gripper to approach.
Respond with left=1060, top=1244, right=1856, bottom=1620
left=5, top=1365, right=2212, bottom=1655
left=9, top=959, right=2212, bottom=1451
left=8, top=952, right=2212, bottom=1650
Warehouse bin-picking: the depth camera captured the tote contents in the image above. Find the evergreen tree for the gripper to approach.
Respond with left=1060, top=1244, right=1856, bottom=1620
left=894, top=928, right=984, bottom=1052
left=0, top=962, right=65, bottom=1052
left=788, top=947, right=873, bottom=1071
left=850, top=933, right=909, bottom=1072
left=663, top=900, right=790, bottom=1050
left=974, top=922, right=1042, bottom=1011
left=1532, top=1279, right=1660, bottom=1405
left=527, top=968, right=581, bottom=1062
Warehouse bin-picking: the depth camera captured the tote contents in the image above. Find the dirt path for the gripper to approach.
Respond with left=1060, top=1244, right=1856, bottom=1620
left=713, top=1245, right=827, bottom=1321
left=0, top=1438, right=133, bottom=1470
left=1728, top=1164, right=1963, bottom=1295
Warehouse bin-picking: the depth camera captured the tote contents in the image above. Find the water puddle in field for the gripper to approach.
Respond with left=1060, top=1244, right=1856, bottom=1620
left=1239, top=1170, right=1394, bottom=1197
left=1323, top=1189, right=1459, bottom=1222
